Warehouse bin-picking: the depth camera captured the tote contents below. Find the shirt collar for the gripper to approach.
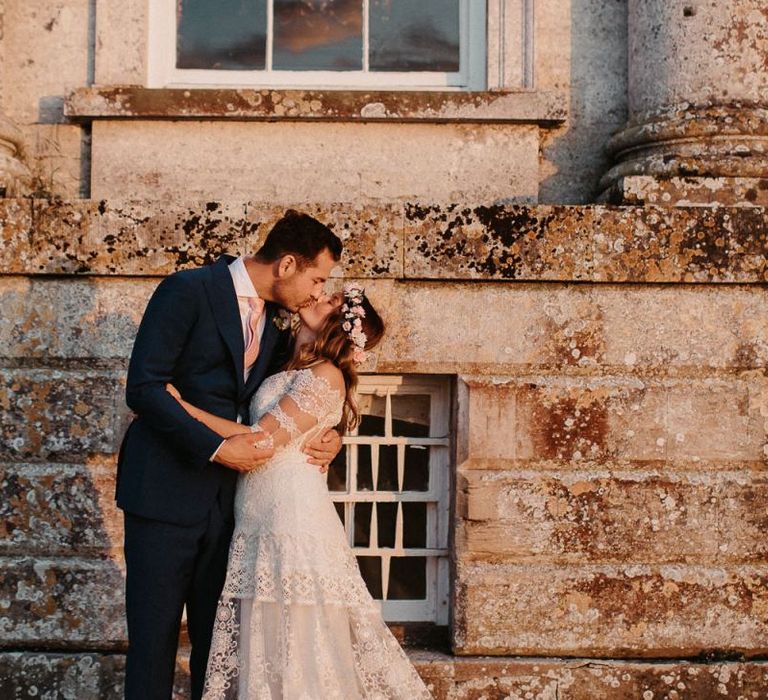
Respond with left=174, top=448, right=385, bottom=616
left=229, top=256, right=259, bottom=299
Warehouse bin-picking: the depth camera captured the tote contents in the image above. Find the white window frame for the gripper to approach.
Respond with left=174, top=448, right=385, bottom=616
left=329, top=375, right=451, bottom=624
left=148, top=0, right=486, bottom=90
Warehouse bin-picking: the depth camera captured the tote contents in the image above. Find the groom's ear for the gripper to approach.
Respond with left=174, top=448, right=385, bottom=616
left=276, top=254, right=297, bottom=278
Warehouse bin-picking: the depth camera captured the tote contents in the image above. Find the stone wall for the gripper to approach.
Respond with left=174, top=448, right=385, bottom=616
left=1, top=200, right=767, bottom=697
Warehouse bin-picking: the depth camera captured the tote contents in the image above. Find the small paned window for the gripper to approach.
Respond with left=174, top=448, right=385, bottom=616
left=327, top=376, right=451, bottom=623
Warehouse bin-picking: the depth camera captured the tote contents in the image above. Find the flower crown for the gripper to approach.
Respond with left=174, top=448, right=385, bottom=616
left=341, top=282, right=367, bottom=364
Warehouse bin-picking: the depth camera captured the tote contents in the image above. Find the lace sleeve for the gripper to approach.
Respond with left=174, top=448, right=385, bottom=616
left=250, top=364, right=344, bottom=450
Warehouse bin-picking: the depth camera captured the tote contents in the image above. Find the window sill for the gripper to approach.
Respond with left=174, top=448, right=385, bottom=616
left=64, top=86, right=567, bottom=125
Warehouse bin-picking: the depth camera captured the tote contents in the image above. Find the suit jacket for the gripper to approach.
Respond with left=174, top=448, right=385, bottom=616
left=116, top=255, right=292, bottom=525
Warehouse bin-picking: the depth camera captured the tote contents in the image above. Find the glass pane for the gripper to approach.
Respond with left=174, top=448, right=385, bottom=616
left=353, top=502, right=373, bottom=547
left=376, top=445, right=398, bottom=490
left=376, top=502, right=397, bottom=547
left=388, top=556, right=426, bottom=600
left=376, top=502, right=427, bottom=548
left=356, top=444, right=373, bottom=490
left=357, top=556, right=383, bottom=598
left=333, top=500, right=346, bottom=527
left=369, top=0, right=460, bottom=72
left=327, top=445, right=347, bottom=491
left=403, top=445, right=429, bottom=491
left=357, top=394, right=386, bottom=436
left=391, top=394, right=431, bottom=437
left=274, top=0, right=363, bottom=71
left=177, top=0, right=267, bottom=70
left=402, top=502, right=427, bottom=548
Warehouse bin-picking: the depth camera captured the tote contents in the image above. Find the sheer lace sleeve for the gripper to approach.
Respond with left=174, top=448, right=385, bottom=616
left=250, top=363, right=344, bottom=450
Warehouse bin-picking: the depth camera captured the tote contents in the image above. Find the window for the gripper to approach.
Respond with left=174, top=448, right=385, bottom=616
left=327, top=376, right=451, bottom=624
left=149, top=0, right=486, bottom=89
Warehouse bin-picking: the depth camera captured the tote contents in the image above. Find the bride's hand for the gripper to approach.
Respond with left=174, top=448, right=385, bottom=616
left=165, top=383, right=182, bottom=400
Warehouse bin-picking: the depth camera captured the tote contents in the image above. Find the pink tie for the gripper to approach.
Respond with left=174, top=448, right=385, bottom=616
left=243, top=297, right=265, bottom=370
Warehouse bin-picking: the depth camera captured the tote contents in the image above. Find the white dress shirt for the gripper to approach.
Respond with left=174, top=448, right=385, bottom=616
left=211, top=256, right=266, bottom=461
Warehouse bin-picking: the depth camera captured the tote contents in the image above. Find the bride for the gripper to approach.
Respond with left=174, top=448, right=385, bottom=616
left=166, top=283, right=433, bottom=699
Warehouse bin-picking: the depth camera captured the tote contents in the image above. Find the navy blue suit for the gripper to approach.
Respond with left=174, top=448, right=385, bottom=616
left=118, top=255, right=291, bottom=699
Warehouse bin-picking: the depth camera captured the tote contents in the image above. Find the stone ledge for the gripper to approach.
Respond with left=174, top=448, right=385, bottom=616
left=2, top=651, right=767, bottom=699
left=64, top=86, right=568, bottom=124
left=1, top=199, right=765, bottom=282
left=412, top=653, right=768, bottom=699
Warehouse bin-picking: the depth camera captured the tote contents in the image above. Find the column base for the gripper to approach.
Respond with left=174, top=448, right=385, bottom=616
left=599, top=175, right=768, bottom=207
left=599, top=103, right=768, bottom=204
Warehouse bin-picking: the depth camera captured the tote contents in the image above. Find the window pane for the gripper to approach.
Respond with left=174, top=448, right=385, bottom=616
left=403, top=445, right=429, bottom=491
left=327, top=446, right=347, bottom=491
left=369, top=0, right=460, bottom=72
left=388, top=556, right=427, bottom=600
left=391, top=394, right=431, bottom=437
left=376, top=445, right=398, bottom=490
left=177, top=0, right=267, bottom=70
left=402, top=502, right=427, bottom=548
left=274, top=0, right=363, bottom=71
left=353, top=502, right=373, bottom=546
left=357, top=556, right=383, bottom=598
left=333, top=500, right=346, bottom=527
left=376, top=502, right=427, bottom=548
left=357, top=394, right=386, bottom=436
left=356, top=444, right=373, bottom=490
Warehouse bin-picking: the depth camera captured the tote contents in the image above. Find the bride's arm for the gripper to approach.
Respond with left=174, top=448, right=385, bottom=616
left=251, top=363, right=345, bottom=451
left=166, top=384, right=251, bottom=439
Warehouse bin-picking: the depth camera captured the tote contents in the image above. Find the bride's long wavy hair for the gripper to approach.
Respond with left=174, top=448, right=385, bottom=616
left=285, top=296, right=385, bottom=432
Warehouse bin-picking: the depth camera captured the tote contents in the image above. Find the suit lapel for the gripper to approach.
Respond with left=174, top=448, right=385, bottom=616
left=242, top=301, right=281, bottom=399
left=203, top=255, right=245, bottom=394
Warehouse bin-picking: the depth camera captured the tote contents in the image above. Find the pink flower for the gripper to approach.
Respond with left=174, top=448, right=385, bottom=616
left=343, top=321, right=352, bottom=331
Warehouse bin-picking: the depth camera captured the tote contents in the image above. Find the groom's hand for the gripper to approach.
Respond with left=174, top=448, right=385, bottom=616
left=304, top=428, right=342, bottom=474
left=213, top=433, right=274, bottom=472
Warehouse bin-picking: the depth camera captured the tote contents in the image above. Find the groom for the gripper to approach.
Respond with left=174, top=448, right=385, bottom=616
left=117, top=210, right=344, bottom=699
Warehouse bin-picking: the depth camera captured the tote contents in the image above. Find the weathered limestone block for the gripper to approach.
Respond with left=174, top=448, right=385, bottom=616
left=0, top=462, right=120, bottom=556
left=0, top=558, right=125, bottom=648
left=412, top=653, right=768, bottom=700
left=0, top=653, right=125, bottom=700
left=89, top=121, right=540, bottom=203
left=0, top=277, right=149, bottom=361
left=403, top=203, right=768, bottom=282
left=94, top=0, right=147, bottom=85
left=453, top=562, right=768, bottom=656
left=377, top=282, right=768, bottom=374
left=3, top=0, right=89, bottom=123
left=456, top=376, right=767, bottom=468
left=0, top=199, right=400, bottom=277
left=458, top=470, right=768, bottom=564
left=0, top=369, right=127, bottom=461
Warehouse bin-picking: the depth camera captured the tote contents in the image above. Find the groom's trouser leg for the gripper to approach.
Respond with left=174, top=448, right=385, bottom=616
left=186, top=490, right=234, bottom=700
left=123, top=512, right=205, bottom=700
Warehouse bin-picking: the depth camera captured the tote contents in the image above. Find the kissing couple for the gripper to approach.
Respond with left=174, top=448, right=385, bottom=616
left=117, top=210, right=432, bottom=699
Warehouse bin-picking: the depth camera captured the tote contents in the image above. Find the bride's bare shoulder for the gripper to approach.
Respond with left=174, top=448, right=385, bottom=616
left=305, top=361, right=345, bottom=393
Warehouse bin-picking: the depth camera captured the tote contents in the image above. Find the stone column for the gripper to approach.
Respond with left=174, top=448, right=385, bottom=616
left=600, top=0, right=768, bottom=205
left=0, top=114, right=31, bottom=197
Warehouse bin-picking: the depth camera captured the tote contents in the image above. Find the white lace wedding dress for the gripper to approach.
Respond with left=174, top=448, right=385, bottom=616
left=202, top=366, right=433, bottom=700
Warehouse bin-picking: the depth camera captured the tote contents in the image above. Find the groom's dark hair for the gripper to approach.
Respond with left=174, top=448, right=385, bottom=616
left=255, top=210, right=343, bottom=269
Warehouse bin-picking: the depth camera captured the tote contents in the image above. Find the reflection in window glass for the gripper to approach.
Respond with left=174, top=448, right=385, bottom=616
left=369, top=0, right=460, bottom=72
left=177, top=0, right=267, bottom=69
left=274, top=0, right=363, bottom=70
